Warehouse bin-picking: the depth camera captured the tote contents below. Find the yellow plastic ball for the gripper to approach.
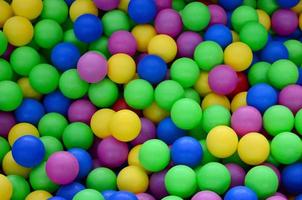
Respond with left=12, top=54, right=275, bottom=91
left=109, top=109, right=141, bottom=142
left=117, top=165, right=149, bottom=194
left=194, top=71, right=212, bottom=97
left=0, top=174, right=12, bottom=200
left=143, top=102, right=169, bottom=123
left=0, top=0, right=13, bottom=28
left=8, top=123, right=39, bottom=146
left=132, top=25, right=157, bottom=52
left=231, top=92, right=247, bottom=112
left=201, top=93, right=231, bottom=110
left=128, top=145, right=144, bottom=168
left=300, top=14, right=302, bottom=30
left=18, top=77, right=42, bottom=100
left=257, top=9, right=271, bottom=31
left=118, top=0, right=130, bottom=12
left=2, top=151, right=31, bottom=178
left=11, top=0, right=43, bottom=20
left=148, top=34, right=177, bottom=63
left=237, top=132, right=270, bottom=165
left=3, top=16, right=34, bottom=47
left=108, top=53, right=136, bottom=84
left=206, top=125, right=238, bottom=158
left=231, top=31, right=240, bottom=42
left=25, top=190, right=52, bottom=200
left=292, top=0, right=302, bottom=14
left=90, top=109, right=115, bottom=139
left=224, top=42, right=253, bottom=72
left=69, top=0, right=98, bottom=21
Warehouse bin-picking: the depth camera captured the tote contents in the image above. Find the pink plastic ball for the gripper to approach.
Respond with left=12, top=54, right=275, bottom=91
left=231, top=106, right=262, bottom=137
left=46, top=151, right=79, bottom=185
left=191, top=191, right=222, bottom=200
left=208, top=4, right=227, bottom=25
left=77, top=51, right=108, bottom=83
left=208, top=65, right=238, bottom=95
left=68, top=99, right=97, bottom=124
left=155, top=0, right=172, bottom=10
left=93, top=0, right=120, bottom=11
left=266, top=196, right=287, bottom=200
left=176, top=31, right=203, bottom=58
left=279, top=84, right=302, bottom=113
left=272, top=9, right=298, bottom=36
left=225, top=163, right=246, bottom=187
left=155, top=9, right=183, bottom=38
left=108, top=31, right=137, bottom=56
left=136, top=193, right=156, bottom=200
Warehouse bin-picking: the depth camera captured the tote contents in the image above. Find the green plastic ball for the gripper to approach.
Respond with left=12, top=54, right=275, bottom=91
left=0, top=81, right=23, bottom=111
left=231, top=5, right=258, bottom=32
left=64, top=29, right=88, bottom=53
left=184, top=88, right=201, bottom=104
left=263, top=105, right=295, bottom=136
left=245, top=166, right=279, bottom=199
left=194, top=41, right=224, bottom=71
left=284, top=40, right=302, bottom=66
left=88, top=78, right=119, bottom=108
left=171, top=58, right=200, bottom=88
left=154, top=80, right=184, bottom=111
left=38, top=113, right=68, bottom=139
left=257, top=0, right=278, bottom=15
left=165, top=165, right=197, bottom=198
left=86, top=168, right=117, bottom=192
left=200, top=140, right=219, bottom=165
left=59, top=69, right=89, bottom=99
left=73, top=189, right=104, bottom=200
left=40, top=136, right=64, bottom=161
left=202, top=105, right=231, bottom=133
left=10, top=46, right=41, bottom=76
left=248, top=62, right=270, bottom=85
left=268, top=59, right=299, bottom=90
left=0, top=31, right=8, bottom=56
left=124, top=79, right=154, bottom=109
left=181, top=2, right=210, bottom=31
left=7, top=175, right=30, bottom=200
left=172, top=0, right=186, bottom=11
left=41, top=0, right=68, bottom=24
left=0, top=136, right=10, bottom=164
left=196, top=162, right=231, bottom=194
left=29, top=162, right=59, bottom=193
left=171, top=98, right=202, bottom=130
left=102, top=10, right=130, bottom=36
left=89, top=37, right=110, bottom=59
left=295, top=109, right=302, bottom=135
left=29, top=64, right=60, bottom=94
left=62, top=122, right=94, bottom=150
left=0, top=59, right=13, bottom=81
left=162, top=196, right=183, bottom=200
left=139, top=139, right=170, bottom=172
left=243, top=0, right=257, bottom=8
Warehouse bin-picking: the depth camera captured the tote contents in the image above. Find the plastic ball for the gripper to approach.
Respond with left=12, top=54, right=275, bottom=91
left=218, top=0, right=242, bottom=10
left=41, top=136, right=64, bottom=160
left=63, top=122, right=93, bottom=150
left=201, top=105, right=231, bottom=133
left=202, top=93, right=231, bottom=110
left=279, top=85, right=302, bottom=113
left=276, top=0, right=299, bottom=8
left=0, top=174, right=12, bottom=199
left=43, top=91, right=71, bottom=115
left=73, top=189, right=104, bottom=200
left=68, top=99, right=96, bottom=124
left=0, top=59, right=12, bottom=81
left=56, top=182, right=85, bottom=200
left=0, top=111, right=15, bottom=137
left=204, top=24, right=232, bottom=48
left=0, top=0, right=13, bottom=28
left=131, top=118, right=156, bottom=146
left=108, top=31, right=136, bottom=56
left=0, top=31, right=8, bottom=56
left=17, top=77, right=42, bottom=100
left=231, top=91, right=247, bottom=112
left=15, top=98, right=45, bottom=125
left=128, top=0, right=156, bottom=24
left=86, top=167, right=117, bottom=192
left=90, top=109, right=114, bottom=139
left=156, top=117, right=186, bottom=145
left=3, top=16, right=33, bottom=46
left=257, top=9, right=271, bottom=30
left=128, top=145, right=144, bottom=168
left=69, top=0, right=98, bottom=21
left=8, top=123, right=39, bottom=146
left=295, top=109, right=302, bottom=135
left=109, top=191, right=138, bottom=200
left=272, top=9, right=298, bottom=36
left=284, top=39, right=302, bottom=66
left=165, top=165, right=197, bottom=198
left=282, top=163, right=302, bottom=194
left=161, top=196, right=182, bottom=200
left=149, top=171, right=168, bottom=199
left=93, top=0, right=119, bottom=10
left=131, top=25, right=156, bottom=52
left=191, top=191, right=222, bottom=200
left=2, top=151, right=31, bottom=178
left=136, top=193, right=156, bottom=200
left=101, top=190, right=116, bottom=200
left=194, top=72, right=211, bottom=97
left=225, top=163, right=246, bottom=187
left=248, top=61, right=270, bottom=85
left=11, top=0, right=42, bottom=20
left=68, top=148, right=92, bottom=179
left=7, top=175, right=30, bottom=200
left=102, top=10, right=130, bottom=36
left=208, top=4, right=227, bottom=25
left=224, top=186, right=258, bottom=200
left=49, top=197, right=67, bottom=200
left=0, top=136, right=10, bottom=163
left=26, top=190, right=52, bottom=200
left=155, top=8, right=182, bottom=38
left=260, top=41, right=289, bottom=63
left=41, top=0, right=68, bottom=24
left=231, top=5, right=258, bottom=32
left=176, top=31, right=203, bottom=58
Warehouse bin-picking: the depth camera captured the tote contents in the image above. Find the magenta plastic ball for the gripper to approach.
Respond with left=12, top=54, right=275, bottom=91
left=155, top=0, right=171, bottom=10
left=272, top=9, right=298, bottom=36
left=93, top=0, right=120, bottom=11
left=149, top=170, right=168, bottom=199
left=131, top=118, right=156, bottom=146
left=0, top=112, right=15, bottom=137
left=176, top=31, right=203, bottom=58
left=108, top=30, right=137, bottom=56
left=208, top=65, right=238, bottom=95
left=90, top=138, right=101, bottom=158
left=136, top=193, right=156, bottom=200
left=263, top=163, right=281, bottom=182
left=231, top=106, right=262, bottom=137
left=225, top=163, right=246, bottom=187
left=208, top=4, right=227, bottom=25
left=77, top=51, right=108, bottom=83
left=68, top=99, right=97, bottom=124
left=155, top=9, right=183, bottom=38
left=266, top=196, right=287, bottom=200
left=191, top=191, right=222, bottom=200
left=46, top=151, right=79, bottom=185
left=97, top=137, right=129, bottom=168
left=274, top=192, right=287, bottom=198
left=279, top=84, right=302, bottom=113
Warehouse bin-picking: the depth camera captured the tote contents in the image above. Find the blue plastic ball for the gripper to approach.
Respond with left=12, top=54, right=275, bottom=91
left=204, top=24, right=232, bottom=48
left=224, top=186, right=258, bottom=200
left=260, top=41, right=289, bottom=63
left=276, top=0, right=299, bottom=8
left=226, top=11, right=232, bottom=29
left=296, top=194, right=302, bottom=200
left=74, top=14, right=103, bottom=43
left=128, top=0, right=157, bottom=24
left=51, top=42, right=81, bottom=71
left=157, top=117, right=186, bottom=145
left=68, top=148, right=93, bottom=179
left=297, top=68, right=302, bottom=85
left=137, top=55, right=167, bottom=84
left=171, top=136, right=203, bottom=168
left=49, top=197, right=67, bottom=200
left=12, top=135, right=45, bottom=168
left=282, top=163, right=302, bottom=195
left=108, top=191, right=138, bottom=200
left=247, top=83, right=278, bottom=113
left=102, top=190, right=117, bottom=200
left=15, top=98, right=45, bottom=124
left=218, top=0, right=243, bottom=10
left=57, top=182, right=85, bottom=200
left=43, top=91, right=71, bottom=115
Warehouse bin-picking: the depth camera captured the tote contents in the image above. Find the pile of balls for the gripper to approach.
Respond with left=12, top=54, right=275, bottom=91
left=1, top=0, right=302, bottom=199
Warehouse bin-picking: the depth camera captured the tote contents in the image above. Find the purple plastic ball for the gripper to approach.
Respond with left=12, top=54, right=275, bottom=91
left=176, top=31, right=203, bottom=58
left=272, top=9, right=298, bottom=36
left=208, top=65, right=238, bottom=95
left=136, top=193, right=156, bottom=200
left=263, top=163, right=281, bottom=182
left=0, top=112, right=15, bottom=137
left=108, top=31, right=137, bottom=56
left=208, top=4, right=227, bottom=25
left=279, top=84, right=302, bottom=113
left=77, top=51, right=108, bottom=83
left=155, top=0, right=172, bottom=10
left=97, top=137, right=129, bottom=168
left=149, top=170, right=168, bottom=199
left=191, top=191, right=222, bottom=200
left=68, top=99, right=97, bottom=125
left=231, top=106, right=262, bottom=137
left=131, top=118, right=156, bottom=146
left=155, top=9, right=183, bottom=38
left=225, top=163, right=246, bottom=187
left=93, top=0, right=120, bottom=11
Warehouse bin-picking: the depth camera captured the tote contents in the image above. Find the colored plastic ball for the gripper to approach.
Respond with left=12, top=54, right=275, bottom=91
left=41, top=0, right=69, bottom=24
left=49, top=197, right=66, bottom=200
left=68, top=148, right=92, bottom=179
left=2, top=150, right=31, bottom=178
left=11, top=0, right=42, bottom=20
left=225, top=163, right=246, bottom=187
left=248, top=62, right=270, bottom=85
left=282, top=163, right=302, bottom=194
left=63, top=122, right=93, bottom=150
left=0, top=81, right=23, bottom=111
left=182, top=2, right=210, bottom=31
left=165, top=165, right=197, bottom=198
left=0, top=31, right=8, bottom=56
left=260, top=41, right=289, bottom=63
left=155, top=8, right=182, bottom=38
left=101, top=190, right=116, bottom=200
left=257, top=9, right=271, bottom=30
left=7, top=175, right=30, bottom=200
left=136, top=193, right=155, bottom=200
left=272, top=9, right=298, bottom=36
left=0, top=59, right=12, bottom=81
left=245, top=166, right=279, bottom=198
left=69, top=0, right=98, bottom=22
left=201, top=105, right=231, bottom=133
left=73, top=189, right=104, bottom=200
left=231, top=5, right=258, bottom=32
left=8, top=123, right=39, bottom=146
left=131, top=118, right=156, bottom=146
left=218, top=0, right=243, bottom=10
left=224, top=186, right=258, bottom=200
left=108, top=31, right=137, bottom=56
left=41, top=136, right=64, bottom=160
left=161, top=196, right=182, bottom=200
left=0, top=174, right=13, bottom=200
left=26, top=190, right=52, bottom=200
left=279, top=85, right=302, bottom=113
left=149, top=171, right=168, bottom=199
left=156, top=117, right=186, bottom=145
left=295, top=109, right=302, bottom=135
left=56, top=182, right=85, bottom=200
left=86, top=167, right=117, bottom=192
left=131, top=24, right=157, bottom=52
left=284, top=39, right=302, bottom=66
left=109, top=191, right=138, bottom=200
left=0, top=136, right=10, bottom=163
left=68, top=99, right=96, bottom=125
left=0, top=1, right=13, bottom=28
left=93, top=0, right=119, bottom=11
left=102, top=10, right=130, bottom=36
left=17, top=77, right=42, bottom=100
left=191, top=191, right=222, bottom=200
left=43, top=91, right=71, bottom=115
left=176, top=31, right=203, bottom=58
left=128, top=0, right=156, bottom=24
left=15, top=98, right=45, bottom=125
left=204, top=24, right=232, bottom=48
left=90, top=109, right=115, bottom=139
left=202, top=93, right=231, bottom=110
left=276, top=0, right=299, bottom=8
